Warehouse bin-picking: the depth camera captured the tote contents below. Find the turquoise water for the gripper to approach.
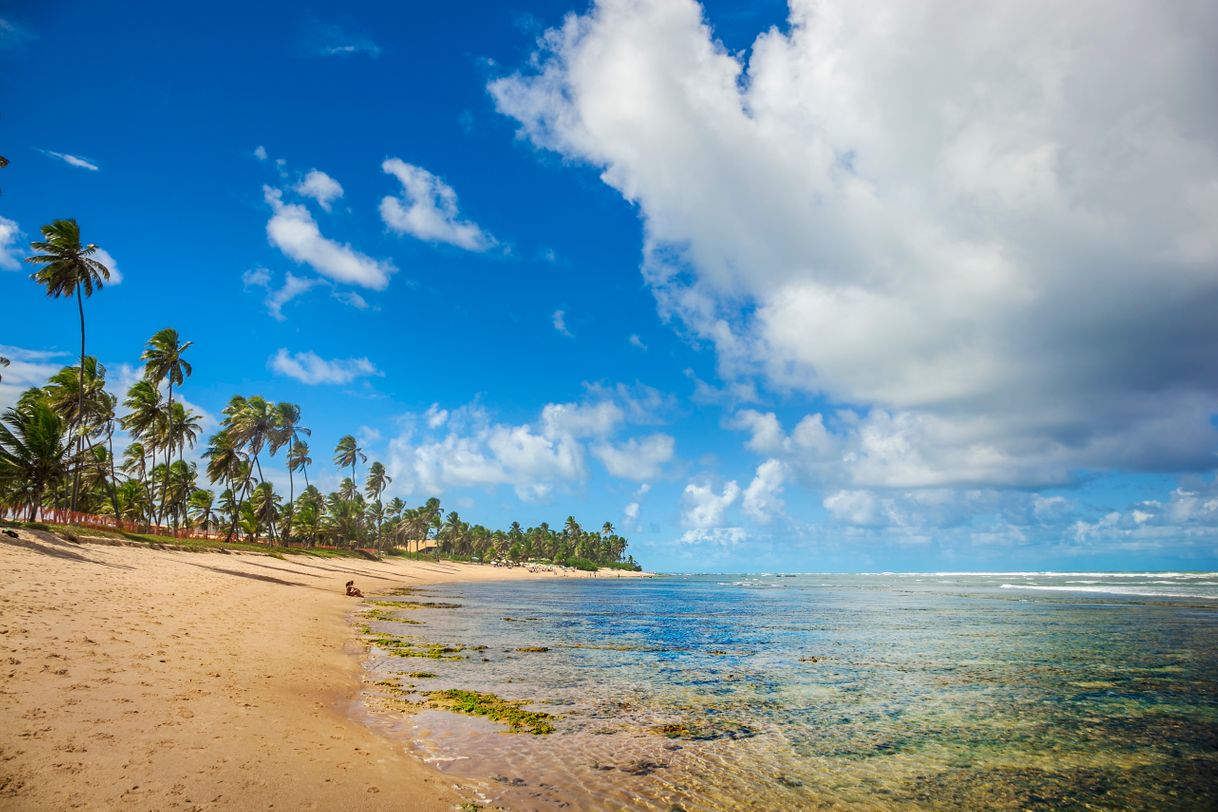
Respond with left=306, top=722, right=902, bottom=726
left=362, top=573, right=1218, bottom=810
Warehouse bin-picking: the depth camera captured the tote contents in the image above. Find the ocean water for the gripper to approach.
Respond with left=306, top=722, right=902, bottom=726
left=360, top=573, right=1218, bottom=810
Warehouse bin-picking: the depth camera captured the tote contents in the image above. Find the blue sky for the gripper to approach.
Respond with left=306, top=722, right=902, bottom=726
left=2, top=0, right=1216, bottom=572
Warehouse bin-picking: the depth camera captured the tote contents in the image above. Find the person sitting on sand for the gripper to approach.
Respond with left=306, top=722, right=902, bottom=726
left=345, top=580, right=364, bottom=598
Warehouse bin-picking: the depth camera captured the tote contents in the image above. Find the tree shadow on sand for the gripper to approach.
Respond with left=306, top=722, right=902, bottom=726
left=0, top=528, right=134, bottom=569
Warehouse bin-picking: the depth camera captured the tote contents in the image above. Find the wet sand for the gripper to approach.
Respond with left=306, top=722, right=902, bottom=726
left=0, top=527, right=643, bottom=810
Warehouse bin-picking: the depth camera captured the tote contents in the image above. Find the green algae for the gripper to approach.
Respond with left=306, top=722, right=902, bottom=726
left=365, top=609, right=423, bottom=624
left=426, top=689, right=555, bottom=734
left=515, top=646, right=550, bottom=653
left=367, top=598, right=461, bottom=610
left=366, top=635, right=465, bottom=660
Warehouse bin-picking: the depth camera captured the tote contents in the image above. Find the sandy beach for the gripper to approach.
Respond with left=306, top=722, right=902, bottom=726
left=0, top=528, right=640, bottom=811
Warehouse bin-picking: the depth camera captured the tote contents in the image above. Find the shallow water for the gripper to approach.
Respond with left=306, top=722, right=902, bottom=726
left=360, top=573, right=1218, bottom=810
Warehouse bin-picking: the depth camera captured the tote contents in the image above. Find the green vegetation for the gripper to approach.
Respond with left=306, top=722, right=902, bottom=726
left=426, top=689, right=555, bottom=734
left=515, top=646, right=550, bottom=653
left=366, top=635, right=465, bottom=660
left=1, top=220, right=643, bottom=572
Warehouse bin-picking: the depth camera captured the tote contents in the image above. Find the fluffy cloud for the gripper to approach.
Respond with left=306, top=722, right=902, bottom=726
left=0, top=344, right=68, bottom=411
left=294, top=169, right=344, bottom=211
left=491, top=0, right=1218, bottom=488
left=552, top=309, right=571, bottom=336
left=265, top=186, right=395, bottom=289
left=380, top=158, right=494, bottom=251
left=681, top=478, right=740, bottom=528
left=38, top=149, right=99, bottom=171
left=728, top=409, right=785, bottom=455
left=742, top=459, right=785, bottom=522
left=390, top=394, right=675, bottom=501
left=243, top=268, right=320, bottom=320
left=592, top=433, right=675, bottom=480
left=0, top=216, right=22, bottom=270
left=541, top=400, right=623, bottom=438
left=679, top=527, right=748, bottom=546
left=268, top=348, right=381, bottom=385
left=389, top=403, right=583, bottom=501
left=91, top=247, right=123, bottom=285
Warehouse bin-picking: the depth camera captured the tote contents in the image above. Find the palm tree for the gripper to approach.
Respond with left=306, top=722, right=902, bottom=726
left=43, top=357, right=120, bottom=518
left=142, top=329, right=192, bottom=520
left=0, top=395, right=70, bottom=521
left=0, top=356, right=8, bottom=384
left=203, top=428, right=248, bottom=542
left=275, top=404, right=308, bottom=542
left=250, top=482, right=281, bottom=541
left=189, top=488, right=215, bottom=533
left=26, top=219, right=112, bottom=514
left=120, top=380, right=165, bottom=527
left=141, top=328, right=192, bottom=440
left=365, top=461, right=391, bottom=547
left=333, top=434, right=366, bottom=481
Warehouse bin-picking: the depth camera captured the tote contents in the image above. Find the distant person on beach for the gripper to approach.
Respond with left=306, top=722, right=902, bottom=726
left=345, top=580, right=364, bottom=598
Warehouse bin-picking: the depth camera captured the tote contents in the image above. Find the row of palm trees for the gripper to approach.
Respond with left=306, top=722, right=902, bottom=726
left=0, top=218, right=640, bottom=569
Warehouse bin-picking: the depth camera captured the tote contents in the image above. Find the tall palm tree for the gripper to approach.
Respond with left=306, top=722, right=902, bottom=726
left=365, top=461, right=391, bottom=547
left=275, top=403, right=308, bottom=541
left=141, top=329, right=192, bottom=519
left=333, top=434, right=366, bottom=481
left=120, top=379, right=165, bottom=528
left=223, top=396, right=281, bottom=538
left=26, top=219, right=111, bottom=513
left=0, top=395, right=70, bottom=521
left=203, top=428, right=247, bottom=542
left=0, top=356, right=9, bottom=384
left=43, top=357, right=120, bottom=518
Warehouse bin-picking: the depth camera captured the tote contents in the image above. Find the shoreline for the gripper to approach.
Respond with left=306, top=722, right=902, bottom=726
left=0, top=527, right=649, bottom=811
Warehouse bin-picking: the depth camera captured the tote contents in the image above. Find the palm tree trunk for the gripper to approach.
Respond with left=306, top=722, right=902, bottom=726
left=154, top=383, right=173, bottom=529
left=285, top=465, right=295, bottom=545
left=106, top=427, right=121, bottom=523
left=71, top=284, right=85, bottom=516
left=252, top=454, right=278, bottom=543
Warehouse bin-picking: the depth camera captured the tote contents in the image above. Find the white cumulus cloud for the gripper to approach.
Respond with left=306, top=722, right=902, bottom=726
left=294, top=169, right=344, bottom=212
left=491, top=0, right=1218, bottom=489
left=268, top=348, right=381, bottom=385
left=681, top=478, right=740, bottom=529
left=592, top=434, right=675, bottom=480
left=380, top=158, right=494, bottom=251
left=0, top=216, right=22, bottom=270
left=743, top=459, right=785, bottom=522
left=264, top=186, right=395, bottom=290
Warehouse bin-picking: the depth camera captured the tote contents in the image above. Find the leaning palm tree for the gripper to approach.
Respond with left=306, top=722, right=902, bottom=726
left=25, top=219, right=111, bottom=513
left=0, top=395, right=70, bottom=521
